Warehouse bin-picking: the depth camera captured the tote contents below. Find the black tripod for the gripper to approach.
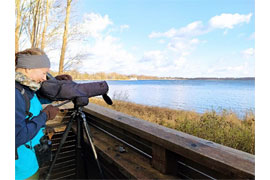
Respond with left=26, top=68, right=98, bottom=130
left=45, top=106, right=104, bottom=180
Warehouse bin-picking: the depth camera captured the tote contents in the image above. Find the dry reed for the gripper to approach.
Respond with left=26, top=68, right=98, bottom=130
left=90, top=98, right=255, bottom=154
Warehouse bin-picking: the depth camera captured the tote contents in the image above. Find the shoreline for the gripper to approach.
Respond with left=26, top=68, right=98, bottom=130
left=75, top=77, right=255, bottom=81
left=49, top=71, right=254, bottom=81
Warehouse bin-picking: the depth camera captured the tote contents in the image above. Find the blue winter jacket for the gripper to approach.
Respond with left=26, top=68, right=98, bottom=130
left=15, top=85, right=48, bottom=180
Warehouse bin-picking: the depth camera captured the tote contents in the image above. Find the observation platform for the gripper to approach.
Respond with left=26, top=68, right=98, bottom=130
left=41, top=102, right=255, bottom=179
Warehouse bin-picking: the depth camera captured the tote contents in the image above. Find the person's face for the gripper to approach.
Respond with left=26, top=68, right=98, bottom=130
left=25, top=68, right=49, bottom=83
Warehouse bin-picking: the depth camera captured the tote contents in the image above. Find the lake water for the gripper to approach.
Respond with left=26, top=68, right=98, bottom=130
left=79, top=80, right=255, bottom=117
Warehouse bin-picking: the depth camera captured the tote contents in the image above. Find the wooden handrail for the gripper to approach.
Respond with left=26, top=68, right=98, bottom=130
left=83, top=103, right=255, bottom=179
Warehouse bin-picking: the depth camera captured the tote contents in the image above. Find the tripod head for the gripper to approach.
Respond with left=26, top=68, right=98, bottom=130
left=72, top=94, right=113, bottom=109
left=71, top=106, right=86, bottom=122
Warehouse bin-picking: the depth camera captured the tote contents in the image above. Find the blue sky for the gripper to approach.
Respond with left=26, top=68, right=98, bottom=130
left=54, top=0, right=255, bottom=78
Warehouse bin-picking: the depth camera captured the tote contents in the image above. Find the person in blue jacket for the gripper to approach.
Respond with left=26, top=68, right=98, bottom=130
left=15, top=48, right=72, bottom=180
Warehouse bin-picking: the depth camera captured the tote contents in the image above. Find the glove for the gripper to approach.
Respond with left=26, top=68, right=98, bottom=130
left=42, top=105, right=59, bottom=120
left=55, top=74, right=72, bottom=81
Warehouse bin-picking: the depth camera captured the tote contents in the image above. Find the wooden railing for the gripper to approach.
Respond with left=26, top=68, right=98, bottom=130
left=82, top=103, right=255, bottom=179
left=45, top=102, right=254, bottom=179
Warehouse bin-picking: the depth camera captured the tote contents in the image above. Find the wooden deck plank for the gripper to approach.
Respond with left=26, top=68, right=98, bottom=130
left=72, top=123, right=178, bottom=179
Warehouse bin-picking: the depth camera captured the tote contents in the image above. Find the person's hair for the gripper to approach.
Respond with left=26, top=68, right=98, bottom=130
left=15, top=48, right=45, bottom=66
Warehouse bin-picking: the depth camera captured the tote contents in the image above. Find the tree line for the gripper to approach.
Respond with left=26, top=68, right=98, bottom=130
left=48, top=70, right=161, bottom=80
left=48, top=70, right=254, bottom=80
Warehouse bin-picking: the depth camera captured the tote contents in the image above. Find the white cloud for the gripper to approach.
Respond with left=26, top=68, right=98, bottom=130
left=134, top=49, right=191, bottom=77
left=158, top=39, right=165, bottom=44
left=69, top=12, right=191, bottom=76
left=207, top=62, right=253, bottom=77
left=167, top=37, right=199, bottom=55
left=209, top=13, right=252, bottom=29
left=190, top=38, right=200, bottom=44
left=242, top=48, right=255, bottom=58
left=120, top=24, right=129, bottom=32
left=173, top=56, right=186, bottom=67
left=140, top=50, right=168, bottom=67
left=45, top=12, right=138, bottom=74
left=80, top=35, right=137, bottom=73
left=149, top=21, right=206, bottom=38
left=144, top=13, right=254, bottom=77
left=149, top=13, right=252, bottom=40
left=45, top=11, right=253, bottom=77
left=79, top=13, right=113, bottom=38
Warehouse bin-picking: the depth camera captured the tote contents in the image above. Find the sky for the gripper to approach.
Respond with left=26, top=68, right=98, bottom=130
left=15, top=0, right=255, bottom=77
left=54, top=0, right=254, bottom=78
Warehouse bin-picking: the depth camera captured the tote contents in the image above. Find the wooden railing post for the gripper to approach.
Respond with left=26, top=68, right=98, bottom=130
left=151, top=144, right=177, bottom=174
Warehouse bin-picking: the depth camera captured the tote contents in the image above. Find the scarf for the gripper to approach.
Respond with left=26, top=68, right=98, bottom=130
left=15, top=72, right=41, bottom=91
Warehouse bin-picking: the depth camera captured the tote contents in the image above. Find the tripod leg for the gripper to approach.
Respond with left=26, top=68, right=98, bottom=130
left=76, top=116, right=85, bottom=179
left=82, top=115, right=104, bottom=179
left=45, top=113, right=75, bottom=180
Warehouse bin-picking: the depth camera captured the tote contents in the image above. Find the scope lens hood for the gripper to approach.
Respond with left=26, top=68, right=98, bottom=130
left=102, top=94, right=113, bottom=105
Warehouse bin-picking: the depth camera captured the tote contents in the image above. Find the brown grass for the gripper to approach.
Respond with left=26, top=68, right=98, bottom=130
left=90, top=98, right=255, bottom=154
